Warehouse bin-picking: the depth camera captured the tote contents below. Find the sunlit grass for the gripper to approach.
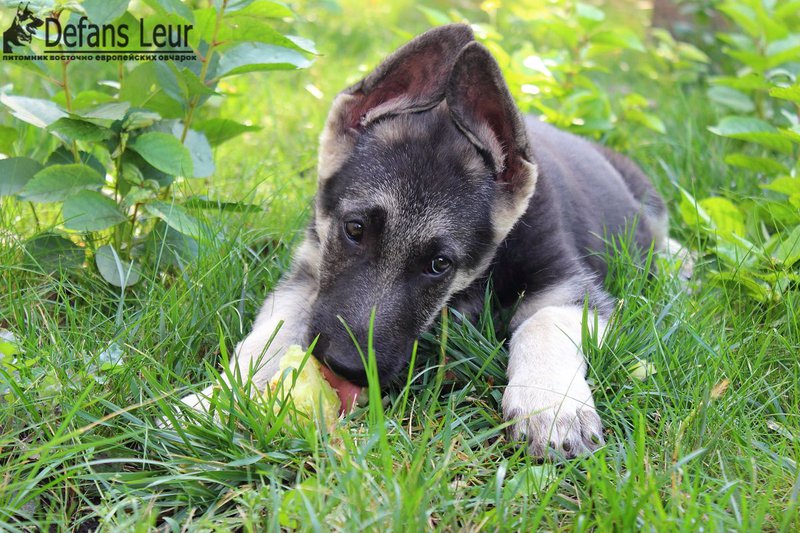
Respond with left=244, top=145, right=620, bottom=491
left=1, top=1, right=798, bottom=531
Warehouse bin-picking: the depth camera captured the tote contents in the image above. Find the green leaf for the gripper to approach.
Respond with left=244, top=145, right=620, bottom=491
left=217, top=43, right=311, bottom=78
left=698, top=197, right=746, bottom=237
left=762, top=176, right=800, bottom=196
left=77, top=10, right=144, bottom=52
left=0, top=330, right=20, bottom=358
left=0, top=125, right=17, bottom=155
left=626, top=109, right=666, bottom=133
left=20, top=164, right=105, bottom=203
left=576, top=2, right=605, bottom=29
left=676, top=41, right=710, bottom=64
left=706, top=86, right=755, bottom=113
left=710, top=74, right=770, bottom=92
left=218, top=0, right=254, bottom=12
left=776, top=1, right=800, bottom=19
left=717, top=2, right=761, bottom=38
left=708, top=116, right=793, bottom=154
left=181, top=68, right=218, bottom=100
left=95, top=244, right=141, bottom=288
left=780, top=125, right=800, bottom=145
left=145, top=201, right=201, bottom=239
left=678, top=188, right=712, bottom=230
left=74, top=102, right=132, bottom=126
left=235, top=1, right=294, bottom=18
left=82, top=0, right=130, bottom=24
left=196, top=118, right=261, bottom=146
left=119, top=63, right=157, bottom=107
left=45, top=147, right=106, bottom=177
left=155, top=62, right=189, bottom=108
left=145, top=220, right=198, bottom=268
left=24, top=234, right=85, bottom=271
left=278, top=478, right=327, bottom=529
left=790, top=195, right=800, bottom=211
left=769, top=84, right=800, bottom=104
left=640, top=112, right=666, bottom=133
left=773, top=226, right=800, bottom=267
left=708, top=271, right=772, bottom=302
left=725, top=50, right=767, bottom=72
left=590, top=29, right=644, bottom=52
left=121, top=185, right=156, bottom=210
left=184, top=196, right=263, bottom=212
left=189, top=8, right=217, bottom=48
left=0, top=95, right=66, bottom=128
left=758, top=196, right=800, bottom=226
left=0, top=157, right=43, bottom=196
left=121, top=151, right=172, bottom=188
left=174, top=127, right=214, bottom=178
left=63, top=191, right=128, bottom=232
left=129, top=132, right=193, bottom=177
left=122, top=110, right=162, bottom=131
left=285, top=35, right=317, bottom=55
left=724, top=153, right=789, bottom=175
left=142, top=0, right=193, bottom=22
left=677, top=188, right=754, bottom=257
left=48, top=117, right=112, bottom=142
left=221, top=16, right=316, bottom=53
left=765, top=36, right=800, bottom=69
left=545, top=18, right=579, bottom=48
left=0, top=50, right=49, bottom=79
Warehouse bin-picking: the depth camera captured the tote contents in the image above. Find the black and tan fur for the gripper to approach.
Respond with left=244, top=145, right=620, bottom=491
left=182, top=25, right=670, bottom=458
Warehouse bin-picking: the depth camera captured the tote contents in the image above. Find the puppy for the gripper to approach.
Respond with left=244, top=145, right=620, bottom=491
left=182, top=24, right=669, bottom=457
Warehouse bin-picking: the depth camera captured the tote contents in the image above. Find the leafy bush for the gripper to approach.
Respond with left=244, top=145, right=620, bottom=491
left=679, top=0, right=800, bottom=303
left=418, top=0, right=702, bottom=148
left=0, top=0, right=313, bottom=287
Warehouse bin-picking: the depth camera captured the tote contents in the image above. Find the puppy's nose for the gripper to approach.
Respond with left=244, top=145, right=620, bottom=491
left=312, top=339, right=368, bottom=386
left=323, top=356, right=367, bottom=386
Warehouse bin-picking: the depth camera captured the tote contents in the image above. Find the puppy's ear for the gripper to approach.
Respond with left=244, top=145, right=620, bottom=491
left=447, top=42, right=537, bottom=239
left=344, top=23, right=475, bottom=129
left=318, top=24, right=474, bottom=182
left=447, top=42, right=532, bottom=193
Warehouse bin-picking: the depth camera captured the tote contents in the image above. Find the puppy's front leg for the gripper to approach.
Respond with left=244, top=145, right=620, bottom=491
left=502, top=304, right=607, bottom=458
left=180, top=251, right=318, bottom=413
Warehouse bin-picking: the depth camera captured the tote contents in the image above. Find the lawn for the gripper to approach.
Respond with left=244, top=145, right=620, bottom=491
left=1, top=0, right=798, bottom=530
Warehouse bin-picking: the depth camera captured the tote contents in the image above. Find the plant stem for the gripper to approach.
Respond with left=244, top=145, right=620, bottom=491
left=61, top=59, right=81, bottom=164
left=127, top=202, right=140, bottom=253
left=114, top=147, right=125, bottom=255
left=28, top=202, right=40, bottom=232
left=180, top=0, right=227, bottom=144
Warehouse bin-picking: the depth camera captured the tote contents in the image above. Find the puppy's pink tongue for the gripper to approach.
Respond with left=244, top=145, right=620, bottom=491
left=320, top=365, right=363, bottom=414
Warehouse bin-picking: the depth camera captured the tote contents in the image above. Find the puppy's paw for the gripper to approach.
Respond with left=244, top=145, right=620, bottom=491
left=165, top=343, right=293, bottom=427
left=179, top=385, right=215, bottom=414
left=502, top=379, right=604, bottom=459
left=662, top=237, right=695, bottom=282
left=156, top=385, right=216, bottom=428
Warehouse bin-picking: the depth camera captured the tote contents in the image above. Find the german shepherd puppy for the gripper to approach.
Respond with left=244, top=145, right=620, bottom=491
left=182, top=24, right=669, bottom=458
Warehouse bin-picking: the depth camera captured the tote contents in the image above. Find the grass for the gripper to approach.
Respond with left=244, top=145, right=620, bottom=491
left=1, top=1, right=799, bottom=531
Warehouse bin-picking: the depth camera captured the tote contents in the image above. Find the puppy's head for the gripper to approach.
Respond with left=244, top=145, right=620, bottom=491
left=308, top=25, right=537, bottom=386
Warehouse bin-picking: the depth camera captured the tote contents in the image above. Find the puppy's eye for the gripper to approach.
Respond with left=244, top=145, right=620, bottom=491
left=344, top=220, right=364, bottom=242
left=428, top=256, right=452, bottom=276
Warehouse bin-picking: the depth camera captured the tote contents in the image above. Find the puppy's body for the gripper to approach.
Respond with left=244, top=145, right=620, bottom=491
left=182, top=25, right=669, bottom=458
left=460, top=117, right=665, bottom=316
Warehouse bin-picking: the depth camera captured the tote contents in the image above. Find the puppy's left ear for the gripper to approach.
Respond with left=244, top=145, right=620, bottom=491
left=447, top=42, right=537, bottom=239
left=447, top=42, right=533, bottom=191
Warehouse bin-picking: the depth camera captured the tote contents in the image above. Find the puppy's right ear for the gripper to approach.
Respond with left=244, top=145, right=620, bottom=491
left=318, top=24, right=474, bottom=182
left=446, top=42, right=538, bottom=242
